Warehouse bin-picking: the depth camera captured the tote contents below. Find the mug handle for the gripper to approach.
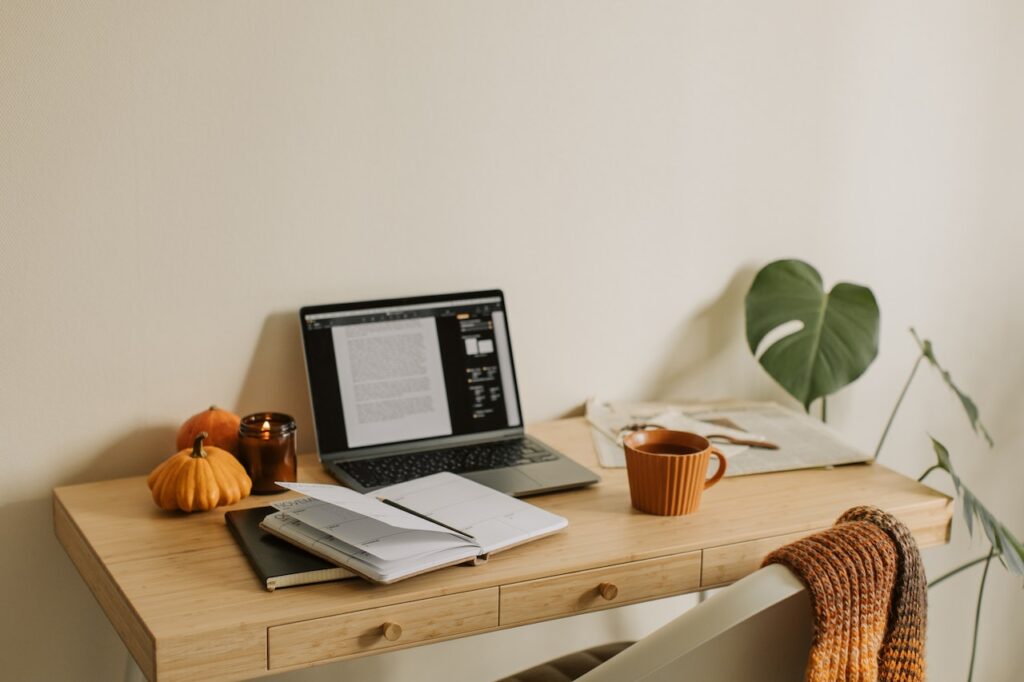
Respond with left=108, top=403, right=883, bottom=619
left=704, top=448, right=727, bottom=489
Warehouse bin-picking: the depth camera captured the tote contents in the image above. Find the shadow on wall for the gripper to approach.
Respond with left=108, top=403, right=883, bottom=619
left=60, top=425, right=178, bottom=487
left=3, top=496, right=126, bottom=681
left=51, top=311, right=312, bottom=491
left=13, top=313, right=313, bottom=682
left=641, top=263, right=785, bottom=404
left=29, top=428, right=177, bottom=679
left=235, top=311, right=316, bottom=453
left=548, top=264, right=787, bottom=419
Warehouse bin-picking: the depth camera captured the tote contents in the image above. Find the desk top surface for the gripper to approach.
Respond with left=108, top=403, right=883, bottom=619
left=55, top=417, right=950, bottom=637
left=54, top=417, right=950, bottom=634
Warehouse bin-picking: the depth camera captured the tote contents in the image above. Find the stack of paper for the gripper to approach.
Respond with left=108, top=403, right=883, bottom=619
left=585, top=398, right=870, bottom=476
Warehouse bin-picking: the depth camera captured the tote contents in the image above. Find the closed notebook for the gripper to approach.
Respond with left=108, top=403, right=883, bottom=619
left=260, top=472, right=568, bottom=585
left=225, top=506, right=354, bottom=591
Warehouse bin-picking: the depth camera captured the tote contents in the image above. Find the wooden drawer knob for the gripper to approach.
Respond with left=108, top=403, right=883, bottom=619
left=597, top=582, right=619, bottom=601
left=381, top=622, right=403, bottom=641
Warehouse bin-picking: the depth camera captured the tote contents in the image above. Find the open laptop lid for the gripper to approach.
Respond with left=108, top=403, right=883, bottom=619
left=300, top=290, right=525, bottom=462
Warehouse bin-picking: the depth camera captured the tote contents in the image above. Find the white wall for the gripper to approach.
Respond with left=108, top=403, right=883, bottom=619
left=2, top=2, right=1022, bottom=680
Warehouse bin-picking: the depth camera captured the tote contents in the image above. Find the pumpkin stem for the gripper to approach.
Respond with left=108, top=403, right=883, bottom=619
left=191, top=432, right=209, bottom=458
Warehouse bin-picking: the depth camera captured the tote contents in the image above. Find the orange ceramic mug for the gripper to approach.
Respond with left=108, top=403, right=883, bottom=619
left=622, top=430, right=727, bottom=516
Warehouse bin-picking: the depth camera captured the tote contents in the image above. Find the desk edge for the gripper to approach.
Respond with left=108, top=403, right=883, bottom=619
left=53, top=493, right=158, bottom=681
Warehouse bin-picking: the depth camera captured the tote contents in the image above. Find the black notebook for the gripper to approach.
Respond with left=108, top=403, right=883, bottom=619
left=225, top=506, right=354, bottom=591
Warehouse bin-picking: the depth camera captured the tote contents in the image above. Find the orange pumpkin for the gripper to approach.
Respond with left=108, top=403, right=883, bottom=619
left=176, top=405, right=241, bottom=454
left=148, top=432, right=252, bottom=512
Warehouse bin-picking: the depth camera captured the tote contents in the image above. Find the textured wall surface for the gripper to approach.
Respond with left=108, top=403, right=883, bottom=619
left=2, top=2, right=1022, bottom=680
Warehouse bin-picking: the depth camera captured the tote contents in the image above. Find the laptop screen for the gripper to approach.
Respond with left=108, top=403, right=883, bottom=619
left=301, top=291, right=523, bottom=455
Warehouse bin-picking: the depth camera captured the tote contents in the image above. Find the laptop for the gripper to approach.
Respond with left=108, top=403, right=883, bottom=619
left=299, top=290, right=600, bottom=497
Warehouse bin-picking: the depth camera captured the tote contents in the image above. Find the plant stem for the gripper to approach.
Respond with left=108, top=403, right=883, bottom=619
left=917, top=465, right=940, bottom=483
left=928, top=554, right=991, bottom=589
left=967, top=549, right=996, bottom=682
left=821, top=396, right=827, bottom=423
left=874, top=352, right=924, bottom=461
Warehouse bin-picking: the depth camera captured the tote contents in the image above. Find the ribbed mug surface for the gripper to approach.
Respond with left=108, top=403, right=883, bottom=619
left=622, top=430, right=727, bottom=516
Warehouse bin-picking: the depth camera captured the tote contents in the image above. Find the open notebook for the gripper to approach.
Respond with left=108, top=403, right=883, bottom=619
left=260, top=472, right=568, bottom=584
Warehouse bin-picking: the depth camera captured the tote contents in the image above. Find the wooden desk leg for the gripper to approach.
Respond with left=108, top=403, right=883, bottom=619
left=123, top=651, right=146, bottom=682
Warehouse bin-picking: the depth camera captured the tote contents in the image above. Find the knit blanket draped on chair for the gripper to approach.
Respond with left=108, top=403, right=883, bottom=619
left=763, top=506, right=927, bottom=682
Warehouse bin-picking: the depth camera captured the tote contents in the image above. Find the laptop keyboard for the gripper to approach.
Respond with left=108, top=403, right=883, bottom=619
left=337, top=439, right=558, bottom=489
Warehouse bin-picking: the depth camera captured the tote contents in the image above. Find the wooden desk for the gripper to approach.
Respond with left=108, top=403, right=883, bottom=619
left=54, top=418, right=951, bottom=682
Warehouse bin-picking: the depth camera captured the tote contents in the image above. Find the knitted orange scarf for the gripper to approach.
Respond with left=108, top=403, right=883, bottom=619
left=763, top=506, right=927, bottom=682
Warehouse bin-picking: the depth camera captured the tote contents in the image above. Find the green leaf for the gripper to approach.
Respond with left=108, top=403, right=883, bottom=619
left=930, top=436, right=1024, bottom=576
left=997, top=526, right=1024, bottom=575
left=931, top=438, right=959, bottom=488
left=961, top=490, right=975, bottom=537
left=745, top=259, right=880, bottom=410
left=913, top=329, right=994, bottom=446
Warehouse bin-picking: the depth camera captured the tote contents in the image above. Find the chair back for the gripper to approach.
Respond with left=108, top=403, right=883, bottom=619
left=577, top=564, right=812, bottom=682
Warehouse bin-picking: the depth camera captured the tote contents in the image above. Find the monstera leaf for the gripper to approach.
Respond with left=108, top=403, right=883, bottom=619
left=745, top=259, right=880, bottom=411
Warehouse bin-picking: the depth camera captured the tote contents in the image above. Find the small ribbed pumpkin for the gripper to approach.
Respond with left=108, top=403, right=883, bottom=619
left=148, top=432, right=252, bottom=512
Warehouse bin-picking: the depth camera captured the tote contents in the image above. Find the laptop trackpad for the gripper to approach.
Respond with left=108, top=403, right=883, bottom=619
left=462, top=468, right=540, bottom=496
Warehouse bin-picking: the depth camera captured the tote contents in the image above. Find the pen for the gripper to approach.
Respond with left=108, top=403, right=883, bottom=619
left=378, top=498, right=476, bottom=541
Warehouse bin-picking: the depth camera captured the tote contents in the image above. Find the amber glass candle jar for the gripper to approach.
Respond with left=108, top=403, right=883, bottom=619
left=238, top=412, right=297, bottom=494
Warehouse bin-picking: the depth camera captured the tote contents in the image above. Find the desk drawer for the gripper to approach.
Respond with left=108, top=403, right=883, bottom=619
left=701, top=530, right=818, bottom=588
left=499, top=551, right=701, bottom=626
left=268, top=588, right=499, bottom=669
